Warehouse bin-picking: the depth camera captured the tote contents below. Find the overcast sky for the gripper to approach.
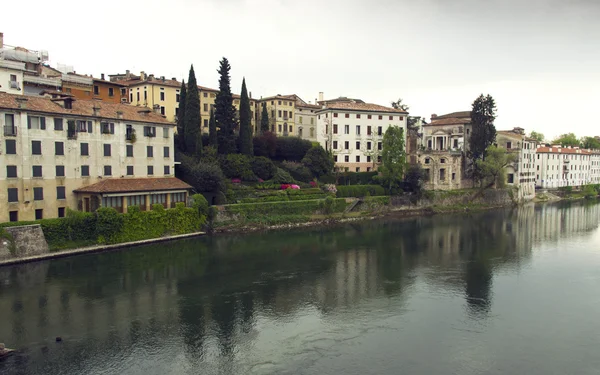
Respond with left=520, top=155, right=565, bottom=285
left=3, top=0, right=599, bottom=139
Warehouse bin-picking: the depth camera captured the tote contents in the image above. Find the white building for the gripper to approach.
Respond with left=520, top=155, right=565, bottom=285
left=0, top=92, right=190, bottom=223
left=535, top=145, right=593, bottom=189
left=497, top=128, right=537, bottom=200
left=591, top=151, right=600, bottom=184
left=0, top=59, right=25, bottom=95
left=316, top=98, right=408, bottom=172
left=291, top=95, right=320, bottom=142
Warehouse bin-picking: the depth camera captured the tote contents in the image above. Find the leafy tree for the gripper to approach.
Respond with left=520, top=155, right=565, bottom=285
left=581, top=136, right=600, bottom=150
left=551, top=133, right=580, bottom=147
left=251, top=156, right=277, bottom=180
left=361, top=133, right=382, bottom=169
left=215, top=57, right=237, bottom=154
left=209, top=108, right=218, bottom=147
left=184, top=65, right=201, bottom=156
left=302, top=146, right=334, bottom=178
left=379, top=126, right=406, bottom=192
left=476, top=145, right=517, bottom=189
left=179, top=154, right=226, bottom=193
left=274, top=137, right=313, bottom=161
left=238, top=78, right=253, bottom=156
left=391, top=98, right=410, bottom=111
left=403, top=164, right=426, bottom=197
left=469, top=94, right=497, bottom=162
left=253, top=131, right=277, bottom=158
left=529, top=131, right=544, bottom=143
left=260, top=103, right=270, bottom=133
left=176, top=79, right=187, bottom=152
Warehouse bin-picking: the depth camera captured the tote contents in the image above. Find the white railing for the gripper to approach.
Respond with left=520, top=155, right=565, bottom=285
left=23, top=74, right=61, bottom=87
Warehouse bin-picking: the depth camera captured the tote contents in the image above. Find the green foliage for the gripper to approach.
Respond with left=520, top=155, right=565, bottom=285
left=551, top=133, right=580, bottom=148
left=215, top=57, right=238, bottom=154
left=583, top=185, right=598, bottom=199
left=223, top=198, right=348, bottom=217
left=255, top=183, right=281, bottom=190
left=469, top=94, right=497, bottom=162
left=274, top=137, right=313, bottom=161
left=96, top=207, right=124, bottom=244
left=391, top=98, right=410, bottom=111
left=209, top=108, right=218, bottom=148
left=238, top=78, right=254, bottom=156
left=184, top=65, right=202, bottom=156
left=176, top=79, right=187, bottom=152
left=558, top=186, right=573, bottom=194
left=336, top=171, right=377, bottom=185
left=253, top=131, right=278, bottom=158
left=581, top=136, right=600, bottom=150
left=281, top=161, right=313, bottom=182
left=319, top=195, right=336, bottom=215
left=191, top=194, right=209, bottom=216
left=336, top=185, right=386, bottom=198
left=379, top=126, right=406, bottom=192
left=302, top=146, right=334, bottom=178
left=179, top=154, right=226, bottom=193
left=403, top=164, right=426, bottom=196
left=529, top=131, right=544, bottom=143
left=251, top=156, right=277, bottom=180
left=260, top=103, right=270, bottom=133
left=220, top=154, right=254, bottom=179
left=271, top=167, right=295, bottom=184
left=476, top=145, right=517, bottom=189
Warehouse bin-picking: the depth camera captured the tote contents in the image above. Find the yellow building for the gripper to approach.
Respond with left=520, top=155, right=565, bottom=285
left=256, top=94, right=296, bottom=136
left=120, top=72, right=180, bottom=123
left=198, top=85, right=257, bottom=134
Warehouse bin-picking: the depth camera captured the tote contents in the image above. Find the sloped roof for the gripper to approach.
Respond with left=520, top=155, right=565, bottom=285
left=320, top=101, right=407, bottom=114
left=434, top=111, right=471, bottom=120
left=537, top=146, right=591, bottom=155
left=74, top=177, right=192, bottom=194
left=0, top=92, right=173, bottom=125
left=425, top=118, right=469, bottom=126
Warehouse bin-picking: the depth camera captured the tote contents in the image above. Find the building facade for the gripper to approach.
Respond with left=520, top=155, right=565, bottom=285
left=257, top=95, right=297, bottom=137
left=497, top=128, right=537, bottom=200
left=316, top=99, right=408, bottom=172
left=92, top=75, right=127, bottom=104
left=535, top=146, right=593, bottom=189
left=0, top=92, right=188, bottom=223
left=289, top=95, right=319, bottom=142
left=0, top=59, right=25, bottom=95
left=120, top=73, right=180, bottom=123
left=198, top=85, right=257, bottom=134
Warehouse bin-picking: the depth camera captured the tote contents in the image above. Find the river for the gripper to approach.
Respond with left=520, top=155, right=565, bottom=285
left=1, top=201, right=600, bottom=375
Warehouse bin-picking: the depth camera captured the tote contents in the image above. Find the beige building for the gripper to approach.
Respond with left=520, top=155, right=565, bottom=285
left=257, top=94, right=297, bottom=136
left=0, top=92, right=190, bottom=223
left=289, top=95, right=320, bottom=142
left=198, top=85, right=257, bottom=134
left=118, top=72, right=181, bottom=123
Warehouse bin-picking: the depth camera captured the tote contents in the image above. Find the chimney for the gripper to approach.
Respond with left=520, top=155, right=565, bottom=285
left=172, top=77, right=176, bottom=81
left=101, top=73, right=105, bottom=80
left=116, top=111, right=124, bottom=119
left=318, top=92, right=324, bottom=102
left=125, top=70, right=130, bottom=79
left=249, top=91, right=252, bottom=99
left=93, top=104, right=101, bottom=116
left=140, top=71, right=146, bottom=80
left=160, top=76, right=165, bottom=82
left=148, top=74, right=154, bottom=81
left=431, top=114, right=438, bottom=119
left=0, top=32, right=3, bottom=49
left=153, top=104, right=161, bottom=114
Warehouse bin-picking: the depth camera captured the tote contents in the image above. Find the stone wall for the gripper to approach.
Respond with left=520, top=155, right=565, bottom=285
left=0, top=225, right=49, bottom=261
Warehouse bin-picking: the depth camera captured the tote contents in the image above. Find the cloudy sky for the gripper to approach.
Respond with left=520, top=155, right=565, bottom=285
left=3, top=0, right=599, bottom=139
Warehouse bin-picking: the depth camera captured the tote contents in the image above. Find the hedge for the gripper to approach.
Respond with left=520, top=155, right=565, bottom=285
left=337, top=171, right=378, bottom=185
left=222, top=198, right=348, bottom=217
left=336, top=185, right=386, bottom=198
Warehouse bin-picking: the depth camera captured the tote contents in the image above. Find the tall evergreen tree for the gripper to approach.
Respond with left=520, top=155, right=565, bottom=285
left=184, top=65, right=201, bottom=156
left=176, top=80, right=187, bottom=152
left=238, top=78, right=253, bottom=156
left=215, top=57, right=238, bottom=154
left=468, top=94, right=497, bottom=162
left=260, top=103, right=269, bottom=133
left=209, top=108, right=218, bottom=147
left=380, top=126, right=406, bottom=193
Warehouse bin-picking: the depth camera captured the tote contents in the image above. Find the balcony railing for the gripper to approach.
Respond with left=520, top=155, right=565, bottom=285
left=3, top=126, right=17, bottom=136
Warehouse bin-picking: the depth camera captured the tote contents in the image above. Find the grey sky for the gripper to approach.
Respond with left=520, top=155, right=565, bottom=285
left=3, top=0, right=599, bottom=139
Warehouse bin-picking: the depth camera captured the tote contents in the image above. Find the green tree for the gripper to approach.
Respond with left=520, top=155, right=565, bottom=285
left=476, top=145, right=517, bottom=189
left=581, top=136, right=600, bottom=150
left=301, top=146, right=334, bottom=178
left=176, top=79, right=187, bottom=152
left=552, top=133, right=580, bottom=147
left=469, top=94, right=497, bottom=162
left=238, top=78, right=253, bottom=156
left=184, top=65, right=201, bottom=156
left=209, top=108, right=218, bottom=147
left=260, top=103, right=270, bottom=133
left=391, top=98, right=410, bottom=111
left=403, top=164, right=426, bottom=197
left=379, top=126, right=406, bottom=192
left=529, top=130, right=544, bottom=143
left=215, top=57, right=238, bottom=154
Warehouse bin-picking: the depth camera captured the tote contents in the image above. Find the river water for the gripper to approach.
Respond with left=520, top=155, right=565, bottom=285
left=1, top=201, right=600, bottom=375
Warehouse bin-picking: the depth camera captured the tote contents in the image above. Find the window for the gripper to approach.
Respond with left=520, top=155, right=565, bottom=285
left=147, top=146, right=154, bottom=158
left=356, top=125, right=361, bottom=135
left=164, top=146, right=170, bottom=157
left=299, top=116, right=303, bottom=124
left=278, top=124, right=282, bottom=132
left=164, top=165, right=171, bottom=175
left=160, top=92, right=165, bottom=101
left=28, top=116, right=45, bottom=130
left=33, top=187, right=43, bottom=201
left=76, top=120, right=92, bottom=133
left=344, top=125, right=349, bottom=134
left=440, top=158, right=446, bottom=164
left=367, top=126, right=372, bottom=135
left=356, top=141, right=361, bottom=149
left=367, top=115, right=372, bottom=119
left=94, top=85, right=99, bottom=95
left=367, top=142, right=372, bottom=150
left=356, top=155, right=360, bottom=162
left=9, top=211, right=18, bottom=222
left=203, top=92, right=208, bottom=98
left=58, top=207, right=66, bottom=218
left=506, top=142, right=512, bottom=149
left=128, top=195, right=146, bottom=208
left=356, top=114, right=361, bottom=119
left=334, top=113, right=338, bottom=118
left=35, top=209, right=43, bottom=220
left=439, top=168, right=446, bottom=181
left=507, top=173, right=515, bottom=183
left=104, top=165, right=112, bottom=176
left=389, top=116, right=393, bottom=120
left=6, top=165, right=17, bottom=178
left=203, top=119, right=208, bottom=127
left=56, top=186, right=66, bottom=200
left=5, top=140, right=16, bottom=154
left=81, top=143, right=89, bottom=156
left=144, top=126, right=156, bottom=137
left=160, top=106, right=165, bottom=115
left=108, top=87, right=114, bottom=97
left=4, top=114, right=16, bottom=135
left=278, top=110, right=282, bottom=118
left=126, top=144, right=133, bottom=157
left=127, top=166, right=134, bottom=176
left=56, top=165, right=65, bottom=177
left=131, top=93, right=134, bottom=102
left=367, top=156, right=371, bottom=163
left=144, top=91, right=147, bottom=100
left=7, top=188, right=18, bottom=202
left=345, top=141, right=349, bottom=150
left=333, top=124, right=338, bottom=134
left=452, top=173, right=456, bottom=181
left=377, top=126, right=382, bottom=135
left=53, top=141, right=64, bottom=156
left=81, top=165, right=89, bottom=177
left=453, top=139, right=458, bottom=148
left=378, top=142, right=382, bottom=150
left=31, top=140, right=42, bottom=155
left=104, top=144, right=111, bottom=157
left=54, top=118, right=63, bottom=130
left=147, top=166, right=154, bottom=175
left=355, top=167, right=360, bottom=172
left=345, top=114, right=349, bottom=118
left=289, top=125, right=293, bottom=133
left=101, top=122, right=115, bottom=134
left=103, top=196, right=123, bottom=209
left=345, top=155, right=349, bottom=162
left=171, top=192, right=186, bottom=204
left=378, top=115, right=383, bottom=120
left=333, top=141, right=338, bottom=149
left=32, top=165, right=42, bottom=177
left=334, top=155, right=338, bottom=162
left=164, top=127, right=171, bottom=138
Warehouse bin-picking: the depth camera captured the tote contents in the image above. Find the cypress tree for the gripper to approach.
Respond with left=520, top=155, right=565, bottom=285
left=260, top=103, right=269, bottom=133
left=184, top=65, right=201, bottom=156
left=215, top=57, right=238, bottom=154
left=238, top=78, right=253, bottom=156
left=209, top=108, right=218, bottom=147
left=176, top=79, right=187, bottom=152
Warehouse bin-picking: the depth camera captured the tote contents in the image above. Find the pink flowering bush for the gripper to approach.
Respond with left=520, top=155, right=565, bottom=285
left=258, top=178, right=264, bottom=183
left=290, top=184, right=300, bottom=190
left=324, top=184, right=337, bottom=195
left=310, top=180, right=318, bottom=188
left=231, top=178, right=242, bottom=184
left=281, top=184, right=291, bottom=190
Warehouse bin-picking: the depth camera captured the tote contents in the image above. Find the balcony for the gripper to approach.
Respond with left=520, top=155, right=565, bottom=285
left=3, top=126, right=17, bottom=136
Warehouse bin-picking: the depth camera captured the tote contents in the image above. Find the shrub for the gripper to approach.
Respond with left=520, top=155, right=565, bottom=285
left=324, top=184, right=337, bottom=195
left=337, top=171, right=378, bottom=185
left=336, top=185, right=386, bottom=198
left=219, top=154, right=255, bottom=180
left=179, top=155, right=226, bottom=193
left=274, top=137, right=313, bottom=161
left=271, top=168, right=295, bottom=184
left=583, top=185, right=598, bottom=199
left=302, top=146, right=334, bottom=177
left=191, top=194, right=209, bottom=216
left=253, top=131, right=277, bottom=158
left=251, top=156, right=277, bottom=180
left=222, top=198, right=348, bottom=217
left=281, top=161, right=313, bottom=182
left=96, top=207, right=124, bottom=244
left=403, top=164, right=426, bottom=197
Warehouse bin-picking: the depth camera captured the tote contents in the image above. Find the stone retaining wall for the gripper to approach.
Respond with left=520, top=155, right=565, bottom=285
left=0, top=225, right=49, bottom=261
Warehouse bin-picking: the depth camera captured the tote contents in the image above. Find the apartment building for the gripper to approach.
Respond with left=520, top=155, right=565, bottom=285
left=257, top=95, right=297, bottom=136
left=0, top=92, right=190, bottom=223
left=316, top=98, right=408, bottom=172
left=92, top=74, right=128, bottom=104
left=591, top=151, right=600, bottom=183
left=497, top=128, right=537, bottom=200
left=198, top=85, right=257, bottom=133
left=535, top=146, right=593, bottom=188
left=0, top=59, right=25, bottom=95
left=289, top=95, right=319, bottom=142
left=119, top=72, right=180, bottom=123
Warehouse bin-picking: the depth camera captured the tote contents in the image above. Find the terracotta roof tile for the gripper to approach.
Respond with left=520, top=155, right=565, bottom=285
left=320, top=101, right=408, bottom=114
left=125, top=78, right=181, bottom=88
left=73, top=177, right=192, bottom=194
left=425, top=118, right=470, bottom=126
left=537, top=146, right=591, bottom=155
left=434, top=111, right=471, bottom=120
left=0, top=92, right=173, bottom=125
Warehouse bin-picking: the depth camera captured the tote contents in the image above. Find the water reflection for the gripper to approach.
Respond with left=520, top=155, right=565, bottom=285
left=0, top=201, right=599, bottom=374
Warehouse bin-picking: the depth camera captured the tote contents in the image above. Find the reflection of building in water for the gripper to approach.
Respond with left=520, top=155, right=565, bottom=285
left=532, top=202, right=600, bottom=242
